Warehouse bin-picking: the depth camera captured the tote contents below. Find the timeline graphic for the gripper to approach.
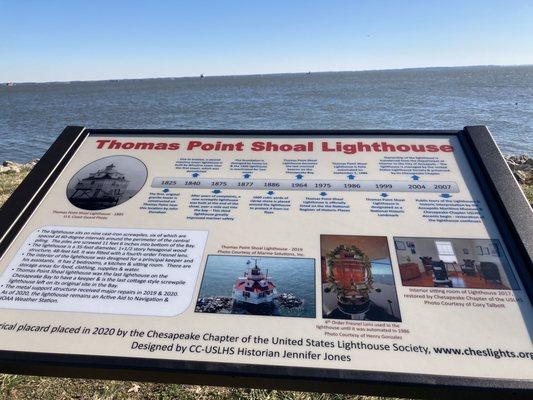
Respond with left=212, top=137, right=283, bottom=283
left=152, top=177, right=459, bottom=193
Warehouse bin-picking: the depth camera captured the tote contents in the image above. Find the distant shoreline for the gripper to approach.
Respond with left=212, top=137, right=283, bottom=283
left=3, top=63, right=532, bottom=86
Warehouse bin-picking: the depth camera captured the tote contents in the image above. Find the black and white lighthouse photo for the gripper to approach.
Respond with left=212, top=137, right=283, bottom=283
left=66, top=155, right=147, bottom=210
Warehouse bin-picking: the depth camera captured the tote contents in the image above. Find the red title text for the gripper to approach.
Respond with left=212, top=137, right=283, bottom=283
left=95, top=139, right=454, bottom=154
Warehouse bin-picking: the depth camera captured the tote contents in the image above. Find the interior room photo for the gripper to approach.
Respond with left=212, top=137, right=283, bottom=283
left=393, top=237, right=519, bottom=290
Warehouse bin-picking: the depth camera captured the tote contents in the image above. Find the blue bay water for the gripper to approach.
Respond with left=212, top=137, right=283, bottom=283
left=0, top=65, right=531, bottom=162
left=371, top=258, right=394, bottom=285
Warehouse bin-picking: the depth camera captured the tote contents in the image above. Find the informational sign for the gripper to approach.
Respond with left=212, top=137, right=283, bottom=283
left=0, top=127, right=531, bottom=398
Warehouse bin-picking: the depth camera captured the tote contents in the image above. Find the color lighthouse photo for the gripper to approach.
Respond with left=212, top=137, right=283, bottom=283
left=196, top=255, right=316, bottom=318
left=66, top=155, right=147, bottom=210
left=321, top=235, right=401, bottom=321
left=232, top=259, right=278, bottom=306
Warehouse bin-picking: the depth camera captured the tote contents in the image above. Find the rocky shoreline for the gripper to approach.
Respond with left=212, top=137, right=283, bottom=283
left=196, top=293, right=304, bottom=314
left=504, top=154, right=533, bottom=185
left=0, top=159, right=39, bottom=174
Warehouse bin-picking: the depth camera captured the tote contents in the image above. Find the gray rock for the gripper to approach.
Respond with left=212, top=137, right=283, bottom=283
left=277, top=293, right=303, bottom=309
left=0, top=164, right=20, bottom=174
left=195, top=296, right=233, bottom=313
left=25, top=159, right=39, bottom=167
left=0, top=159, right=39, bottom=174
left=514, top=170, right=528, bottom=184
left=505, top=154, right=532, bottom=185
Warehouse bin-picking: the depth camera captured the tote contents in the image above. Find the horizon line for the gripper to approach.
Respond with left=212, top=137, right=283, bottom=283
left=3, top=63, right=533, bottom=85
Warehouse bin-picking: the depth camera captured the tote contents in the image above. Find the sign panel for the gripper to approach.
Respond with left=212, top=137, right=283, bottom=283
left=0, top=127, right=531, bottom=397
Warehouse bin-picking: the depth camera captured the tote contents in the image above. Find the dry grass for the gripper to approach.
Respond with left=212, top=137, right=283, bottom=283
left=0, top=375, right=398, bottom=400
left=522, top=184, right=533, bottom=203
left=0, top=170, right=531, bottom=400
left=0, top=167, right=32, bottom=206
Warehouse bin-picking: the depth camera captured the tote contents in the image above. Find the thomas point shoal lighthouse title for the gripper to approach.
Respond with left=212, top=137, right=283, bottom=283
left=96, top=139, right=454, bottom=154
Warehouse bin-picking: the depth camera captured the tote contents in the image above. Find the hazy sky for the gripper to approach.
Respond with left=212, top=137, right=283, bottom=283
left=2, top=0, right=532, bottom=82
